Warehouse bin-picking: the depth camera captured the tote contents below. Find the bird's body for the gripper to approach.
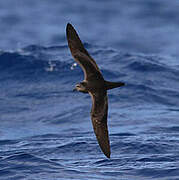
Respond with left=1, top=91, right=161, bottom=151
left=66, top=23, right=125, bottom=158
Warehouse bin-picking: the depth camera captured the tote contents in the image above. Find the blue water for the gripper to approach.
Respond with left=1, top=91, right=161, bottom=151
left=1, top=1, right=179, bottom=180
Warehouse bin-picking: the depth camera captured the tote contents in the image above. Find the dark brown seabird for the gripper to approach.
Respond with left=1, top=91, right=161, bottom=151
left=66, top=23, right=125, bottom=158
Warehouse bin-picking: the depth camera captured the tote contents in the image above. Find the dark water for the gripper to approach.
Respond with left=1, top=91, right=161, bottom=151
left=1, top=1, right=179, bottom=180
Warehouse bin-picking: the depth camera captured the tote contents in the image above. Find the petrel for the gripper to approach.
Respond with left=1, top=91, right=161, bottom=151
left=66, top=23, right=125, bottom=158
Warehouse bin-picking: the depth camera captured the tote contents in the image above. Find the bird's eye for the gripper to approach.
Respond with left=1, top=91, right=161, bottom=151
left=76, top=84, right=80, bottom=88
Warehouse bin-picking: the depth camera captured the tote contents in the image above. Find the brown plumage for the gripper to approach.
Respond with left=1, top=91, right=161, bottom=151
left=66, top=23, right=125, bottom=158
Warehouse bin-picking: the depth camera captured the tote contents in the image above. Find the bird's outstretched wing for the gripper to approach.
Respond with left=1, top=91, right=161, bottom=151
left=90, top=90, right=110, bottom=158
left=66, top=23, right=103, bottom=81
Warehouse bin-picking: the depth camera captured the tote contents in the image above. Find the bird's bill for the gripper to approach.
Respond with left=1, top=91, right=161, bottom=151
left=73, top=88, right=77, bottom=92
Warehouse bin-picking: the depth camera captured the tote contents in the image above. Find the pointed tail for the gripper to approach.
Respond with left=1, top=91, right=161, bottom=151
left=105, top=80, right=125, bottom=90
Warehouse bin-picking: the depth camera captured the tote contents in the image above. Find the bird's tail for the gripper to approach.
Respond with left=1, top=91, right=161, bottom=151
left=105, top=80, right=125, bottom=90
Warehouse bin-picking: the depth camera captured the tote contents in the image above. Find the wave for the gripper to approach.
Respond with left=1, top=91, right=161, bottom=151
left=0, top=44, right=178, bottom=106
left=0, top=46, right=72, bottom=81
left=0, top=44, right=178, bottom=80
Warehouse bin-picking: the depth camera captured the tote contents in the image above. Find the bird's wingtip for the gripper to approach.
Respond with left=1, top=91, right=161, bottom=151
left=66, top=23, right=76, bottom=39
left=66, top=23, right=73, bottom=31
left=106, top=153, right=111, bottom=159
left=66, top=22, right=71, bottom=27
left=104, top=150, right=111, bottom=158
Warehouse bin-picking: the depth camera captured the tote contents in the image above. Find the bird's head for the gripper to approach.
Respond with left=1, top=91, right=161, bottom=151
left=73, top=82, right=88, bottom=93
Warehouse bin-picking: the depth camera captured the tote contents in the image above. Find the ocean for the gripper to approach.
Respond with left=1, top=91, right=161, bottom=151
left=0, top=0, right=179, bottom=179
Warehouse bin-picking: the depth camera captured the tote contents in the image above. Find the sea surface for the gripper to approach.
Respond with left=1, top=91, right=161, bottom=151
left=1, top=1, right=179, bottom=180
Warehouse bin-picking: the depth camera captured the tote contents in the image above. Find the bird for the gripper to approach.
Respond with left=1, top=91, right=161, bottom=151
left=66, top=23, right=125, bottom=158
